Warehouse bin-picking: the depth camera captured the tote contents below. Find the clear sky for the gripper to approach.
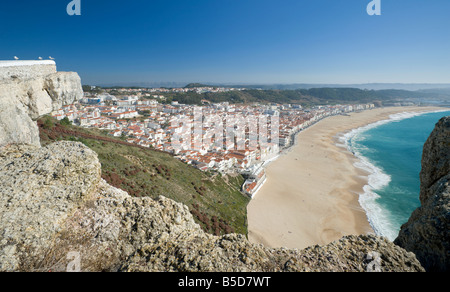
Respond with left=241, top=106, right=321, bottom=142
left=1, top=0, right=449, bottom=85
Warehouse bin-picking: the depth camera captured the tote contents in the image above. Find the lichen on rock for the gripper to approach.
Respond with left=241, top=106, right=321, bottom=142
left=0, top=141, right=425, bottom=272
left=0, top=64, right=440, bottom=272
left=0, top=66, right=82, bottom=147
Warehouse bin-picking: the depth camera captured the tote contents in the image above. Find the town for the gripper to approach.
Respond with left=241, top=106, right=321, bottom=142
left=51, top=86, right=375, bottom=198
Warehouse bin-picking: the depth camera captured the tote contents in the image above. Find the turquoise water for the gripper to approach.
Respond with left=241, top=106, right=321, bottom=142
left=343, top=109, right=450, bottom=241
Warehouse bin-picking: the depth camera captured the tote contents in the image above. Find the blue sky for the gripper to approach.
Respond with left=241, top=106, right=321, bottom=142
left=1, top=0, right=449, bottom=85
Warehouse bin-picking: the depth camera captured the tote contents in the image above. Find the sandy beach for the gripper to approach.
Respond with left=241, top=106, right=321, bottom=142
left=247, top=106, right=447, bottom=250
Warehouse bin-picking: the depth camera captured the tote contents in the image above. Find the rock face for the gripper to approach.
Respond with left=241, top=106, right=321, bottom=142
left=0, top=60, right=57, bottom=81
left=395, top=116, right=450, bottom=272
left=0, top=142, right=101, bottom=270
left=0, top=65, right=439, bottom=272
left=0, top=141, right=424, bottom=272
left=0, top=63, right=82, bottom=147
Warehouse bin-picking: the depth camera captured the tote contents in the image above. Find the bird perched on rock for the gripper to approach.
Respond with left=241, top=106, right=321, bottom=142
left=49, top=56, right=55, bottom=60
left=14, top=56, right=19, bottom=60
left=38, top=57, right=43, bottom=60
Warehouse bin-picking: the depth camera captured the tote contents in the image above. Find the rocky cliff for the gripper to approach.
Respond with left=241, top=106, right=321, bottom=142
left=395, top=116, right=450, bottom=272
left=0, top=66, right=442, bottom=272
left=0, top=62, right=82, bottom=147
left=0, top=142, right=424, bottom=272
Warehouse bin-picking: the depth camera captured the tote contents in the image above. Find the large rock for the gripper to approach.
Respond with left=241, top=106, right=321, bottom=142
left=0, top=142, right=424, bottom=272
left=0, top=98, right=40, bottom=148
left=395, top=116, right=450, bottom=272
left=122, top=233, right=423, bottom=272
left=43, top=72, right=83, bottom=113
left=0, top=64, right=430, bottom=272
left=0, top=69, right=82, bottom=147
left=0, top=142, right=101, bottom=270
left=419, top=116, right=450, bottom=204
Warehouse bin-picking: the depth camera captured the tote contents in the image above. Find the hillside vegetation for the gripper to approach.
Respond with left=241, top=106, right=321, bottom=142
left=162, top=87, right=435, bottom=106
left=38, top=117, right=249, bottom=236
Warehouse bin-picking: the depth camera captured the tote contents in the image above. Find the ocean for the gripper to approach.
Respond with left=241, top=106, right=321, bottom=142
left=343, top=109, right=450, bottom=241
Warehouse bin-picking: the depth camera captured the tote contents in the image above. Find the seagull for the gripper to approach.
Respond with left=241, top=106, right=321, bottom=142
left=38, top=57, right=43, bottom=60
left=49, top=56, right=55, bottom=60
left=14, top=56, right=19, bottom=60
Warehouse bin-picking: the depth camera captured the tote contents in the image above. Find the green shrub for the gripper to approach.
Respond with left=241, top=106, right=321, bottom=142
left=60, top=117, right=72, bottom=126
left=43, top=118, right=54, bottom=130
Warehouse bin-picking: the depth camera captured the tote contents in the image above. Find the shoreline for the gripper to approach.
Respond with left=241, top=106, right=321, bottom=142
left=247, top=106, right=447, bottom=250
left=338, top=107, right=450, bottom=241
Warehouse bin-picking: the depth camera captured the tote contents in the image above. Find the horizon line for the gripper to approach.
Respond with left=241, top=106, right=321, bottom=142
left=87, top=81, right=450, bottom=89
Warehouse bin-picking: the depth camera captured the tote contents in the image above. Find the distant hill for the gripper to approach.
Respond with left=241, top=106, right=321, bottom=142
left=184, top=83, right=211, bottom=88
left=165, top=87, right=450, bottom=106
left=213, top=83, right=450, bottom=91
left=417, top=87, right=450, bottom=95
left=86, top=82, right=450, bottom=106
left=93, top=81, right=450, bottom=91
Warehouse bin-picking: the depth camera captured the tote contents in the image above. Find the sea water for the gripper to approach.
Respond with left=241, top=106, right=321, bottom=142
left=342, top=109, right=450, bottom=241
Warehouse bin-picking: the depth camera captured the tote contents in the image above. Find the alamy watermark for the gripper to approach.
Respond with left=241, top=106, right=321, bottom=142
left=170, top=106, right=280, bottom=156
left=67, top=0, right=81, bottom=16
left=67, top=1, right=381, bottom=16
left=367, top=0, right=382, bottom=16
left=366, top=251, right=382, bottom=272
left=66, top=251, right=81, bottom=272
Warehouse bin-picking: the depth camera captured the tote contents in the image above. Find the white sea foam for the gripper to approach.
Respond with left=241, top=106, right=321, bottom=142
left=339, top=109, right=449, bottom=241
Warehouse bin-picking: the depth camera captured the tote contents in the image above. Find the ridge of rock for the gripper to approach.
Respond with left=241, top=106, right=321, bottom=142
left=0, top=64, right=437, bottom=272
left=395, top=116, right=450, bottom=272
left=0, top=141, right=424, bottom=272
left=0, top=68, right=82, bottom=147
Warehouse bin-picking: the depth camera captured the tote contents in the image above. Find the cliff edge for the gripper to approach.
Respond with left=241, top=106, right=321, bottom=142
left=0, top=141, right=424, bottom=272
left=0, top=61, right=82, bottom=147
left=0, top=65, right=436, bottom=272
left=395, top=116, right=450, bottom=272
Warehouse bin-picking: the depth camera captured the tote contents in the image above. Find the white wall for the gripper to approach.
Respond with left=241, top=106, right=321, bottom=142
left=0, top=60, right=57, bottom=81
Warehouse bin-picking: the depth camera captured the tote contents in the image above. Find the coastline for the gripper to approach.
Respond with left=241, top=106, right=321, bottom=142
left=247, top=106, right=447, bottom=250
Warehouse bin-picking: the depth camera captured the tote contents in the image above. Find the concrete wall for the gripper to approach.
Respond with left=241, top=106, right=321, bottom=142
left=0, top=60, right=57, bottom=81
